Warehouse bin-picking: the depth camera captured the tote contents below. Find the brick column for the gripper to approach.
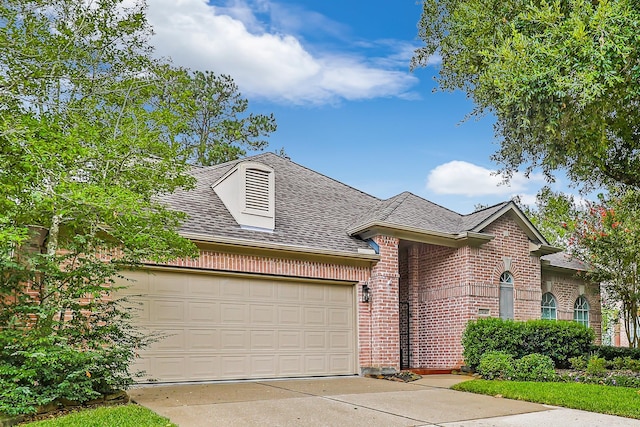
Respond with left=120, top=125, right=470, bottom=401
left=362, top=235, right=400, bottom=375
left=408, top=244, right=421, bottom=368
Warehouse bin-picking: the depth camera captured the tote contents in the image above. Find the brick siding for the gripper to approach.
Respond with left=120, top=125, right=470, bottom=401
left=397, top=212, right=599, bottom=370
left=541, top=271, right=602, bottom=344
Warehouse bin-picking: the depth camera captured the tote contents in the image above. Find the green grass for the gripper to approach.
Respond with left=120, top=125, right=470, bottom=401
left=23, top=404, right=176, bottom=427
left=453, top=380, right=640, bottom=419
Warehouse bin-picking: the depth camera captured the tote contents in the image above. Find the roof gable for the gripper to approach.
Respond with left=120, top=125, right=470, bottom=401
left=465, top=201, right=550, bottom=245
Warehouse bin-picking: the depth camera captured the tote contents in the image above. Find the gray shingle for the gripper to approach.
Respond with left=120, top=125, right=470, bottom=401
left=352, top=192, right=464, bottom=234
left=161, top=153, right=543, bottom=254
left=461, top=202, right=511, bottom=231
left=541, top=252, right=590, bottom=272
left=161, top=153, right=378, bottom=253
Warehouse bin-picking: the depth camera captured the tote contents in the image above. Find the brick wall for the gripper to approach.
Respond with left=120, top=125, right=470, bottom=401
left=158, top=249, right=371, bottom=283
left=362, top=235, right=400, bottom=374
left=542, top=271, right=602, bottom=344
left=402, top=213, right=547, bottom=370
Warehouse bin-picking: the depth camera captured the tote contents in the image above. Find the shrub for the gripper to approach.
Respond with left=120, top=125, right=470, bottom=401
left=569, top=355, right=588, bottom=370
left=586, top=356, right=608, bottom=376
left=477, top=351, right=515, bottom=380
left=461, top=318, right=522, bottom=369
left=514, top=353, right=557, bottom=382
left=591, top=345, right=640, bottom=361
left=627, top=358, right=640, bottom=372
left=462, top=318, right=594, bottom=369
left=611, top=357, right=627, bottom=370
left=520, top=320, right=594, bottom=368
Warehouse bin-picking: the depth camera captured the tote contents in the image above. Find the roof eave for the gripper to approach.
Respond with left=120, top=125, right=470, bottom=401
left=471, top=202, right=550, bottom=245
left=347, top=222, right=494, bottom=248
left=541, top=259, right=589, bottom=274
left=180, top=232, right=380, bottom=263
left=529, top=242, right=563, bottom=256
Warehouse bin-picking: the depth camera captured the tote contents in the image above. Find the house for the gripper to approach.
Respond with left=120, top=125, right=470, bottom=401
left=117, top=152, right=601, bottom=382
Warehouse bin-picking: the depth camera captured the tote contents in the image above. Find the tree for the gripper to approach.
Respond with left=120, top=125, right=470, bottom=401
left=521, top=187, right=580, bottom=248
left=0, top=0, right=272, bottom=414
left=413, top=0, right=640, bottom=189
left=571, top=189, right=640, bottom=348
left=163, top=69, right=277, bottom=166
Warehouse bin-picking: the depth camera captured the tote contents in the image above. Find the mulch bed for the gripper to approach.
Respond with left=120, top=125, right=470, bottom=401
left=366, top=370, right=423, bottom=382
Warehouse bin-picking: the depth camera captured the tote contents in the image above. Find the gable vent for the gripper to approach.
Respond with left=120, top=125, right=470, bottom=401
left=245, top=168, right=270, bottom=212
left=212, top=161, right=275, bottom=231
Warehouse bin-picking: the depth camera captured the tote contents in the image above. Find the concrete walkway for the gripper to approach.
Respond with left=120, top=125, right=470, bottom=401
left=130, top=375, right=640, bottom=426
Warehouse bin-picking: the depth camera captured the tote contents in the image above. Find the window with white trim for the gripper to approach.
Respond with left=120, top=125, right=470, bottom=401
left=499, top=272, right=514, bottom=320
left=573, top=295, right=590, bottom=327
left=541, top=292, right=557, bottom=320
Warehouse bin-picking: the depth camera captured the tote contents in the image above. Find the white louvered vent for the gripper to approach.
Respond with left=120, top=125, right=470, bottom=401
left=245, top=168, right=270, bottom=212
left=212, top=161, right=275, bottom=231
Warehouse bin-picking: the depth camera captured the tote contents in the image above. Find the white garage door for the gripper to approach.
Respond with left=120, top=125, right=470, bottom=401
left=116, top=269, right=356, bottom=382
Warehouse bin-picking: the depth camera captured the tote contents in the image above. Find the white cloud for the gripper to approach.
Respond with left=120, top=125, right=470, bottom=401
left=146, top=0, right=419, bottom=104
left=515, top=193, right=538, bottom=207
left=426, top=161, right=545, bottom=197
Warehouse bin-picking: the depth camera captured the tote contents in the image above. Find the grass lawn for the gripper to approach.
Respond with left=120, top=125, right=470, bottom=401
left=23, top=404, right=176, bottom=427
left=453, top=380, right=640, bottom=419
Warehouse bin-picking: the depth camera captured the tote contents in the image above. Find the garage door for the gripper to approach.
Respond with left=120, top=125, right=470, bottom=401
left=116, top=269, right=356, bottom=382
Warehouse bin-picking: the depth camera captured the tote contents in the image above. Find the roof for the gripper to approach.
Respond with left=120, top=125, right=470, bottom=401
left=162, top=153, right=378, bottom=254
left=161, top=152, right=553, bottom=256
left=541, top=252, right=590, bottom=272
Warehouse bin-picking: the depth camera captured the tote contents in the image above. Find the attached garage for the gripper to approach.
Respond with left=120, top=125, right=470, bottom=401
left=117, top=268, right=357, bottom=382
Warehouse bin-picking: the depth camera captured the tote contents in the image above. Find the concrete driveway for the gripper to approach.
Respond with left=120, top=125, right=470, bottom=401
left=130, top=375, right=640, bottom=426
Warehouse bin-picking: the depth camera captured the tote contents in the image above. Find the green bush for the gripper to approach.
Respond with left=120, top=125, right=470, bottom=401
left=462, top=318, right=594, bottom=369
left=586, top=356, right=607, bottom=376
left=514, top=353, right=557, bottom=382
left=592, top=345, right=640, bottom=362
left=627, top=358, right=640, bottom=372
left=569, top=355, right=588, bottom=370
left=477, top=351, right=515, bottom=380
left=0, top=317, right=144, bottom=416
left=461, top=318, right=522, bottom=369
left=611, top=357, right=627, bottom=370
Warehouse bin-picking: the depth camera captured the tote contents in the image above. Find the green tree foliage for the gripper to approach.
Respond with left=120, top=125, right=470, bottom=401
left=0, top=0, right=274, bottom=414
left=156, top=67, right=277, bottom=166
left=414, top=0, right=640, bottom=188
left=521, top=187, right=580, bottom=248
left=572, top=189, right=640, bottom=348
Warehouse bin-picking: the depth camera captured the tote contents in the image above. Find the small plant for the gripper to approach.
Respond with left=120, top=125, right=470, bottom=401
left=569, top=355, right=588, bottom=370
left=514, top=353, right=557, bottom=382
left=586, top=356, right=607, bottom=376
left=626, top=358, right=640, bottom=372
left=611, top=357, right=627, bottom=370
left=477, top=351, right=515, bottom=380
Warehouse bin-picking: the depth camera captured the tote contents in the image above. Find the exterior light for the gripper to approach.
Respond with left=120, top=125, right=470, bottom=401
left=362, top=283, right=370, bottom=303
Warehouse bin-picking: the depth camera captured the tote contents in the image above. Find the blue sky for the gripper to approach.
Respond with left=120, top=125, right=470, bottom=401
left=145, top=0, right=571, bottom=214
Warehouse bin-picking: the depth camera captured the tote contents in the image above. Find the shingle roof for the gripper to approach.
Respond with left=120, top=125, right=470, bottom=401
left=161, top=153, right=378, bottom=253
left=541, top=252, right=590, bottom=272
left=161, top=153, right=546, bottom=255
left=461, top=202, right=511, bottom=231
left=352, top=192, right=474, bottom=234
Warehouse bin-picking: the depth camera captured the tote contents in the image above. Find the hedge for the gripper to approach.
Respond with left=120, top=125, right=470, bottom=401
left=462, top=318, right=594, bottom=369
left=591, top=345, right=640, bottom=361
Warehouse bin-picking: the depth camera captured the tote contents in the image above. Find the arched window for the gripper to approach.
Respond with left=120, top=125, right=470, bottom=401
left=499, top=272, right=514, bottom=320
left=541, top=292, right=557, bottom=320
left=573, top=295, right=590, bottom=327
